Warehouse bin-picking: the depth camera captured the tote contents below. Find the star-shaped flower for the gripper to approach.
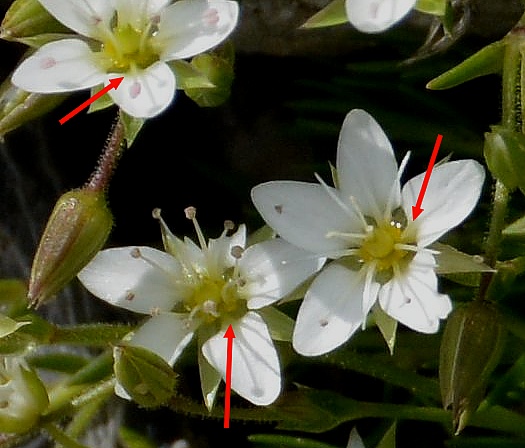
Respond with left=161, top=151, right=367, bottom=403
left=11, top=0, right=239, bottom=118
left=345, top=0, right=416, bottom=33
left=252, top=109, right=485, bottom=356
left=78, top=208, right=323, bottom=407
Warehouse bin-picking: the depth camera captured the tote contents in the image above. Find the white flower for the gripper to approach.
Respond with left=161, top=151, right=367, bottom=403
left=11, top=0, right=239, bottom=118
left=77, top=208, right=323, bottom=407
left=345, top=0, right=417, bottom=33
left=251, top=109, right=485, bottom=356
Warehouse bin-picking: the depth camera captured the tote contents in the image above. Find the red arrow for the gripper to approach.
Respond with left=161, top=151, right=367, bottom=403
left=59, top=77, right=124, bottom=125
left=411, top=134, right=443, bottom=221
left=223, top=324, right=235, bottom=429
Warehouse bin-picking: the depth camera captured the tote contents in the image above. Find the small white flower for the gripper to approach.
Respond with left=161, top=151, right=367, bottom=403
left=252, top=109, right=485, bottom=356
left=345, top=0, right=417, bottom=33
left=78, top=208, right=323, bottom=407
left=11, top=0, right=239, bottom=118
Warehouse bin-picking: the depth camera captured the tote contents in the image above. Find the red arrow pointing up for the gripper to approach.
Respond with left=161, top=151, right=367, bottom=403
left=223, top=324, right=235, bottom=429
left=411, top=134, right=443, bottom=221
left=59, top=77, right=124, bottom=125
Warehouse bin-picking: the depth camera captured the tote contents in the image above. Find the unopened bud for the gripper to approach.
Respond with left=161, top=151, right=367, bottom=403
left=0, top=357, right=49, bottom=433
left=0, top=75, right=68, bottom=139
left=439, top=301, right=505, bottom=434
left=1, top=0, right=68, bottom=44
left=113, top=345, right=178, bottom=408
left=28, top=189, right=113, bottom=308
left=184, top=42, right=235, bottom=107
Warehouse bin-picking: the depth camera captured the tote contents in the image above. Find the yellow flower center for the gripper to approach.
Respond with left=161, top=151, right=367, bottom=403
left=98, top=20, right=160, bottom=72
left=184, top=274, right=245, bottom=324
left=358, top=221, right=409, bottom=272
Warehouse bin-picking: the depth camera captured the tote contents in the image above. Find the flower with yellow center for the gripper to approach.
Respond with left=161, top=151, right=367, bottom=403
left=78, top=207, right=324, bottom=407
left=11, top=0, right=239, bottom=118
left=251, top=109, right=485, bottom=356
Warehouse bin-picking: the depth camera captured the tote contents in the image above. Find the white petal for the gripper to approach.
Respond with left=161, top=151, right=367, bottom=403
left=202, top=312, right=281, bottom=405
left=78, top=246, right=184, bottom=314
left=379, top=252, right=452, bottom=333
left=252, top=181, right=359, bottom=254
left=293, top=264, right=379, bottom=356
left=345, top=0, right=417, bottom=33
left=129, top=313, right=195, bottom=365
left=11, top=39, right=105, bottom=93
left=39, top=0, right=115, bottom=38
left=154, top=0, right=239, bottom=60
left=206, top=224, right=247, bottom=275
left=337, top=109, right=400, bottom=221
left=401, top=160, right=485, bottom=246
left=107, top=62, right=176, bottom=118
left=240, top=239, right=325, bottom=309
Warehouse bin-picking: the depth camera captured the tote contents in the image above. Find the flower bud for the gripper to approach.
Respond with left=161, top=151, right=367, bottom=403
left=113, top=345, right=178, bottom=408
left=0, top=357, right=49, bottom=433
left=1, top=0, right=68, bottom=44
left=184, top=43, right=235, bottom=108
left=28, top=189, right=113, bottom=308
left=0, top=75, right=68, bottom=139
left=439, top=301, right=505, bottom=434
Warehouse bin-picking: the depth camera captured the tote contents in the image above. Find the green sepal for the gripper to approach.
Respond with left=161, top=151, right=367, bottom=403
left=28, top=188, right=113, bottom=307
left=184, top=42, right=235, bottom=107
left=371, top=305, right=397, bottom=355
left=439, top=301, right=505, bottom=434
left=0, top=313, right=54, bottom=355
left=87, top=84, right=115, bottom=114
left=486, top=257, right=525, bottom=302
left=0, top=77, right=68, bottom=139
left=257, top=307, right=294, bottom=342
left=120, top=111, right=145, bottom=147
left=197, top=327, right=221, bottom=411
left=300, top=0, right=347, bottom=29
left=432, top=243, right=494, bottom=274
left=415, top=0, right=447, bottom=16
left=377, top=422, right=396, bottom=448
left=484, top=126, right=525, bottom=194
left=10, top=33, right=73, bottom=48
left=503, top=214, right=525, bottom=238
left=169, top=60, right=216, bottom=90
left=0, top=315, right=30, bottom=338
left=119, top=426, right=157, bottom=448
left=426, top=40, right=505, bottom=90
left=113, top=345, right=178, bottom=408
left=1, top=0, right=69, bottom=44
left=247, top=225, right=275, bottom=246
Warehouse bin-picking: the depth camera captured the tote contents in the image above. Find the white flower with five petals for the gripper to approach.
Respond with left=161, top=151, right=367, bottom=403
left=11, top=0, right=239, bottom=118
left=345, top=0, right=417, bottom=33
left=252, top=109, right=485, bottom=356
left=77, top=208, right=323, bottom=407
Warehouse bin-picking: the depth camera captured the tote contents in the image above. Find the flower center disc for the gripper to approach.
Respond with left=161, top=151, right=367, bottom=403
left=358, top=223, right=408, bottom=271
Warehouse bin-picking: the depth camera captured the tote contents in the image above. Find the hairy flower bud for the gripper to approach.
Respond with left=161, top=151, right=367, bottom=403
left=0, top=357, right=49, bottom=433
left=28, top=189, right=113, bottom=308
left=113, top=345, right=178, bottom=408
left=439, top=301, right=505, bottom=434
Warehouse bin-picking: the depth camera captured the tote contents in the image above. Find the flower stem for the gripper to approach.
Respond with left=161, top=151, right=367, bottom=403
left=85, top=113, right=126, bottom=193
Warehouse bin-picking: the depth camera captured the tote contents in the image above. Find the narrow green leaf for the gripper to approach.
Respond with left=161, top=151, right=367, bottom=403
left=28, top=353, right=88, bottom=374
left=300, top=0, right=347, bottom=29
left=503, top=214, right=525, bottom=238
left=52, top=323, right=133, bottom=346
left=376, top=422, right=396, bottom=448
left=426, top=40, right=505, bottom=90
